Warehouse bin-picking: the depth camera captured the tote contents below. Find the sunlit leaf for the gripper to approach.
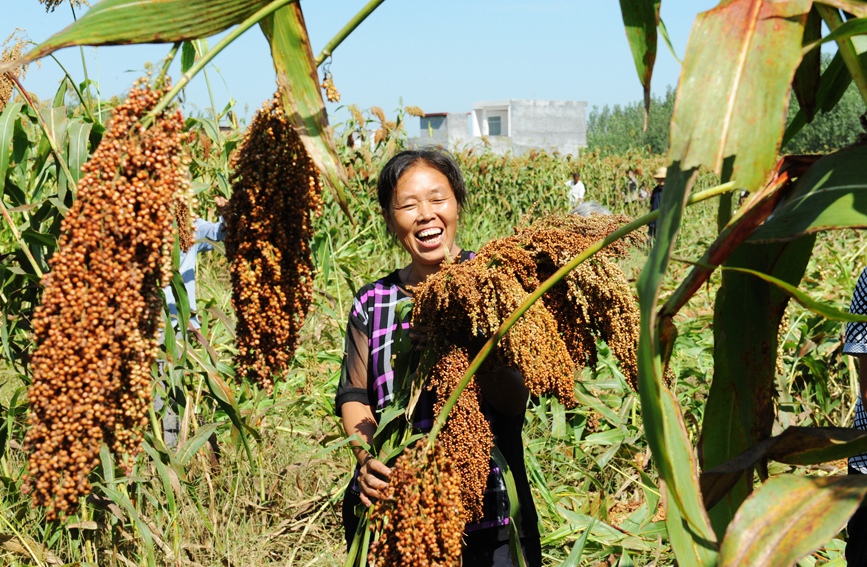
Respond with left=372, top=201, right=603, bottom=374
left=671, top=0, right=812, bottom=191
left=0, top=0, right=274, bottom=73
left=719, top=474, right=867, bottom=567
left=259, top=3, right=353, bottom=219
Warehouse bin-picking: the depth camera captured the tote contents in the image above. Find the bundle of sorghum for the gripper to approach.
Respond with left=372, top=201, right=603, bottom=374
left=224, top=97, right=322, bottom=394
left=410, top=213, right=641, bottom=518
left=427, top=342, right=492, bottom=523
left=24, top=80, right=188, bottom=519
left=1, top=31, right=26, bottom=113
left=368, top=442, right=464, bottom=567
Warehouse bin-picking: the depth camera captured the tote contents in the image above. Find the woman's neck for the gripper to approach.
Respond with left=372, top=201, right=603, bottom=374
left=400, top=250, right=461, bottom=287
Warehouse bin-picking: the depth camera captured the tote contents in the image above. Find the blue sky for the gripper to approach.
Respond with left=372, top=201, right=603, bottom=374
left=6, top=1, right=719, bottom=135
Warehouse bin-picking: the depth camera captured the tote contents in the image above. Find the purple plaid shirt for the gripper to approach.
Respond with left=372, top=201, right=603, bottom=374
left=336, top=252, right=513, bottom=533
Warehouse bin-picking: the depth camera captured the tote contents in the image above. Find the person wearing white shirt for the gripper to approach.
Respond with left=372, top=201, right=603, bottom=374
left=566, top=172, right=586, bottom=208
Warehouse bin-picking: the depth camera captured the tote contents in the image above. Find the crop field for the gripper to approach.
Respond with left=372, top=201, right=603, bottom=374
left=1, top=101, right=863, bottom=565
left=3, top=1, right=867, bottom=566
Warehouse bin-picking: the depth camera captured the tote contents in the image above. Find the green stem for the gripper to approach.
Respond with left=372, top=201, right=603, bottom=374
left=148, top=0, right=299, bottom=120
left=7, top=74, right=78, bottom=199
left=69, top=1, right=96, bottom=117
left=48, top=54, right=96, bottom=123
left=425, top=181, right=738, bottom=444
left=816, top=4, right=867, bottom=105
left=0, top=198, right=44, bottom=279
left=157, top=42, right=182, bottom=85
left=315, top=0, right=387, bottom=67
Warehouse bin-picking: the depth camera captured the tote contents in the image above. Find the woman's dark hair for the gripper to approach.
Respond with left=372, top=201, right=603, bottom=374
left=376, top=148, right=467, bottom=215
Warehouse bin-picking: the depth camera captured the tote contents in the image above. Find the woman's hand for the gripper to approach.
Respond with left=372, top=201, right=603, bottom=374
left=357, top=455, right=392, bottom=507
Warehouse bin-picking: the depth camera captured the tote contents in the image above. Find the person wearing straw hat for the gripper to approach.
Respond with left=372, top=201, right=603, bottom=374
left=647, top=166, right=667, bottom=243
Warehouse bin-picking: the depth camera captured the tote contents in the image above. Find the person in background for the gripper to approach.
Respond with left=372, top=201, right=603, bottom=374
left=647, top=167, right=666, bottom=243
left=566, top=171, right=586, bottom=208
left=157, top=195, right=227, bottom=449
left=624, top=168, right=640, bottom=202
left=843, top=267, right=867, bottom=566
left=335, top=148, right=541, bottom=566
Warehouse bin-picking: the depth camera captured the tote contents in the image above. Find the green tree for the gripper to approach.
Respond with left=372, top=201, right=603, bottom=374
left=586, top=86, right=675, bottom=155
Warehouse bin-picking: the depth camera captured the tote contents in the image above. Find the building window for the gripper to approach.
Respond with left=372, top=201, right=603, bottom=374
left=488, top=116, right=502, bottom=136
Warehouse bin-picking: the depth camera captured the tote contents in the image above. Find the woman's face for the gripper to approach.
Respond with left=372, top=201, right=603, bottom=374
left=385, top=163, right=460, bottom=275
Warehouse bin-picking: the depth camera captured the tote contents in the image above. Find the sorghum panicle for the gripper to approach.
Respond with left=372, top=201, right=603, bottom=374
left=224, top=97, right=323, bottom=394
left=24, top=80, right=188, bottom=519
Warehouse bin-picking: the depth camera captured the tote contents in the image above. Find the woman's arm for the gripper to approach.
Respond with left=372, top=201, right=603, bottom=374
left=341, top=401, right=392, bottom=507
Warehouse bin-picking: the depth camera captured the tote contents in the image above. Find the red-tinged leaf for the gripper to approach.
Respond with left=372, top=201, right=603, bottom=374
left=750, top=144, right=867, bottom=242
left=670, top=0, right=812, bottom=192
left=259, top=4, right=353, bottom=220
left=701, top=426, right=867, bottom=510
left=619, top=0, right=661, bottom=129
left=0, top=0, right=273, bottom=73
left=793, top=6, right=822, bottom=121
left=719, top=474, right=867, bottom=567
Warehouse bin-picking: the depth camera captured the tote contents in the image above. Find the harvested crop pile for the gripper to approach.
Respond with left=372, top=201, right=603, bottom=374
left=368, top=442, right=463, bottom=567
left=224, top=97, right=323, bottom=394
left=24, top=80, right=188, bottom=519
left=410, top=212, right=641, bottom=521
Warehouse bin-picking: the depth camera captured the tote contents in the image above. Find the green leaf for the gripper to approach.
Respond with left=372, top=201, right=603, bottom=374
left=618, top=0, right=661, bottom=128
left=719, top=474, right=867, bottom=567
left=66, top=119, right=93, bottom=186
left=792, top=6, right=822, bottom=121
left=671, top=0, right=812, bottom=191
left=702, top=426, right=867, bottom=511
left=636, top=160, right=719, bottom=565
left=803, top=16, right=867, bottom=53
left=723, top=266, right=867, bottom=322
left=0, top=0, right=274, bottom=72
left=0, top=102, right=24, bottom=185
left=703, top=235, right=815, bottom=536
left=181, top=40, right=196, bottom=74
left=259, top=3, right=353, bottom=220
left=783, top=51, right=852, bottom=145
left=750, top=145, right=867, bottom=241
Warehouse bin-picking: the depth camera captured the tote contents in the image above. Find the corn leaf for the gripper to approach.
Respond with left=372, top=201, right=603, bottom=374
left=260, top=4, right=352, bottom=219
left=702, top=426, right=867, bottom=510
left=670, top=0, right=812, bottom=191
left=719, top=474, right=867, bottom=566
left=0, top=0, right=274, bottom=73
left=750, top=144, right=867, bottom=241
left=618, top=0, right=661, bottom=129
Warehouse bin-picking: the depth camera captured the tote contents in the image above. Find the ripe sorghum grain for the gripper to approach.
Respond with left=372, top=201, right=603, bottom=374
left=224, top=97, right=322, bottom=394
left=427, top=342, right=492, bottom=523
left=368, top=442, right=463, bottom=567
left=320, top=72, right=340, bottom=103
left=24, top=80, right=188, bottom=519
left=410, top=213, right=642, bottom=520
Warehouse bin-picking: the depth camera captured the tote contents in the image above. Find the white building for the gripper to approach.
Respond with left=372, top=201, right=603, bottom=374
left=411, top=99, right=587, bottom=156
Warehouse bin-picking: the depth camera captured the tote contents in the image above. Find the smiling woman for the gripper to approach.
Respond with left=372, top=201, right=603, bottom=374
left=335, top=148, right=541, bottom=566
